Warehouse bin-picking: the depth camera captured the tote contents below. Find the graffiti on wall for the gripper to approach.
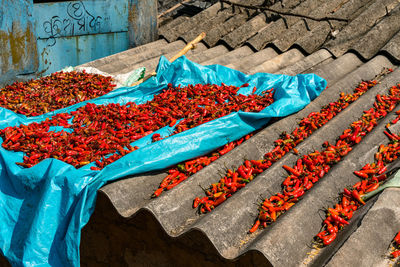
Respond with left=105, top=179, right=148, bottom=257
left=42, top=1, right=110, bottom=46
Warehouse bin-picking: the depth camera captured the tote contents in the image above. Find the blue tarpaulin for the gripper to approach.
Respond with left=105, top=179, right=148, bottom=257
left=0, top=56, right=327, bottom=266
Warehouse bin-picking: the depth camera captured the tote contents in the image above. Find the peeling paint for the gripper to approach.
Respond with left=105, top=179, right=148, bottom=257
left=10, top=22, right=37, bottom=70
left=0, top=23, right=38, bottom=73
left=0, top=0, right=38, bottom=84
left=0, top=31, right=10, bottom=73
left=128, top=0, right=158, bottom=48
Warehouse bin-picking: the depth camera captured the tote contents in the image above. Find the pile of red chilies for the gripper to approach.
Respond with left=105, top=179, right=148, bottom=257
left=152, top=134, right=252, bottom=197
left=0, top=83, right=274, bottom=169
left=315, top=111, right=400, bottom=246
left=391, top=231, right=400, bottom=258
left=249, top=84, right=400, bottom=233
left=192, top=80, right=377, bottom=214
left=0, top=71, right=116, bottom=116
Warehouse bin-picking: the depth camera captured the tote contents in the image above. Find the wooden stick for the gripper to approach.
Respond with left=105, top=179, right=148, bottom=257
left=131, top=32, right=206, bottom=86
left=158, top=0, right=191, bottom=19
left=169, top=32, right=206, bottom=62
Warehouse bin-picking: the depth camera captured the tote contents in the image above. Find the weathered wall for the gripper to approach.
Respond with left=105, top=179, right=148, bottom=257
left=129, top=0, right=158, bottom=48
left=34, top=0, right=131, bottom=75
left=0, top=0, right=157, bottom=84
left=0, top=0, right=38, bottom=87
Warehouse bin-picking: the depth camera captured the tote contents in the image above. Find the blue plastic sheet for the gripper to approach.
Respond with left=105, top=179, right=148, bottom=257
left=0, top=56, right=326, bottom=266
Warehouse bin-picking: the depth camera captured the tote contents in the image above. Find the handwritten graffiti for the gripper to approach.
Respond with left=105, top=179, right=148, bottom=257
left=42, top=1, right=103, bottom=46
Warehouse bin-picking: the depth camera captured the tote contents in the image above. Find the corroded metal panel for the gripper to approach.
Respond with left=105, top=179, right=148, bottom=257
left=128, top=0, right=158, bottom=47
left=0, top=0, right=38, bottom=85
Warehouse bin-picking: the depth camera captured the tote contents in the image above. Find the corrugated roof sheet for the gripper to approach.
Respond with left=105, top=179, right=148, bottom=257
left=76, top=1, right=400, bottom=265
left=156, top=0, right=400, bottom=62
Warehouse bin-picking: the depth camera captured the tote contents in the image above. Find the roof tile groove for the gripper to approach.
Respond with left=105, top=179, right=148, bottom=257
left=222, top=0, right=303, bottom=50
left=350, top=4, right=400, bottom=59
left=247, top=48, right=305, bottom=74
left=187, top=45, right=230, bottom=63
left=159, top=16, right=189, bottom=33
left=277, top=49, right=333, bottom=75
left=271, top=0, right=355, bottom=52
left=324, top=0, right=400, bottom=57
left=203, top=11, right=255, bottom=47
left=115, top=42, right=208, bottom=75
left=103, top=40, right=188, bottom=74
left=179, top=8, right=241, bottom=43
left=201, top=46, right=254, bottom=65
left=382, top=30, right=400, bottom=61
left=159, top=3, right=222, bottom=42
left=80, top=39, right=168, bottom=69
left=225, top=47, right=279, bottom=72
left=220, top=13, right=269, bottom=49
left=246, top=0, right=325, bottom=51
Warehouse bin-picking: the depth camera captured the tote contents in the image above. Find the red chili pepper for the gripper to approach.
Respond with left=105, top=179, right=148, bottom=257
left=322, top=232, right=337, bottom=245
left=314, top=124, right=400, bottom=247
left=152, top=188, right=164, bottom=198
left=169, top=118, right=177, bottom=127
left=391, top=230, right=400, bottom=257
left=377, top=166, right=387, bottom=175
left=317, top=231, right=327, bottom=240
left=394, top=231, right=400, bottom=244
left=0, top=71, right=116, bottom=116
left=191, top=79, right=397, bottom=224
left=365, top=183, right=379, bottom=193
left=249, top=220, right=260, bottom=233
left=330, top=214, right=349, bottom=225
left=391, top=250, right=400, bottom=258
left=282, top=165, right=301, bottom=177
left=5, top=83, right=273, bottom=172
left=213, top=193, right=227, bottom=207
left=327, top=225, right=338, bottom=234
left=351, top=190, right=366, bottom=205
left=354, top=171, right=369, bottom=179
left=193, top=197, right=201, bottom=208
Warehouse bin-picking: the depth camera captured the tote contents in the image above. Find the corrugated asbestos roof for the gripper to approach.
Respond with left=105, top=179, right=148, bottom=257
left=78, top=0, right=400, bottom=265
left=156, top=0, right=400, bottom=61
